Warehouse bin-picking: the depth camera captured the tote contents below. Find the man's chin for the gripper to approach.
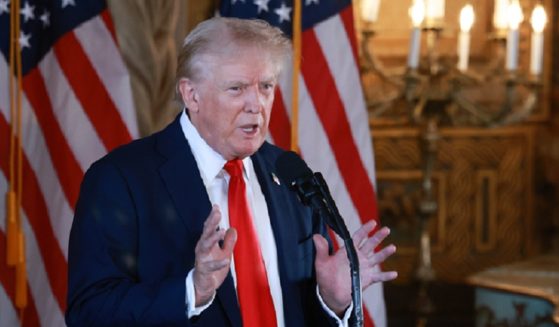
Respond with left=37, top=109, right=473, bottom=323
left=233, top=140, right=265, bottom=158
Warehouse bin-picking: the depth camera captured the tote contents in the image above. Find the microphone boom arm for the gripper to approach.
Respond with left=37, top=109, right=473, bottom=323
left=291, top=172, right=364, bottom=327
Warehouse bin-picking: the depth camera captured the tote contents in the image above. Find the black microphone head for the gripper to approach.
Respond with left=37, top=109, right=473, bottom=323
left=275, top=151, right=313, bottom=185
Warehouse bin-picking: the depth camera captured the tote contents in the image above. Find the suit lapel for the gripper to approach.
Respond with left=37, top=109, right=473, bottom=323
left=252, top=146, right=307, bottom=326
left=156, top=115, right=242, bottom=326
left=156, top=116, right=210, bottom=237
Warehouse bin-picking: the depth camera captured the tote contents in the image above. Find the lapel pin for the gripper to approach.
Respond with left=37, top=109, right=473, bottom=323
left=271, top=172, right=281, bottom=186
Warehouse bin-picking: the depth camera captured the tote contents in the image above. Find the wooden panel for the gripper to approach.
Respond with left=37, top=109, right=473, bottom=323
left=374, top=126, right=536, bottom=282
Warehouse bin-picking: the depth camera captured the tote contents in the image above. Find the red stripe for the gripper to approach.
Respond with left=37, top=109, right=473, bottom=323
left=0, top=230, right=42, bottom=327
left=100, top=9, right=118, bottom=44
left=339, top=7, right=360, bottom=66
left=269, top=88, right=291, bottom=150
left=301, top=29, right=378, bottom=222
left=23, top=69, right=82, bottom=208
left=364, top=311, right=375, bottom=327
left=53, top=31, right=132, bottom=151
left=0, top=115, right=68, bottom=312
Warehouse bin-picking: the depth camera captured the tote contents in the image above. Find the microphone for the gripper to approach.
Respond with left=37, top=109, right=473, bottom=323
left=275, top=151, right=363, bottom=327
left=274, top=151, right=350, bottom=239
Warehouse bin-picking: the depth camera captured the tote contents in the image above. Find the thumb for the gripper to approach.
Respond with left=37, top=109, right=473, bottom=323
left=313, top=234, right=329, bottom=262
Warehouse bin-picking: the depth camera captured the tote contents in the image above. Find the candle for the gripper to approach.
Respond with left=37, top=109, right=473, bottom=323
left=425, top=0, right=445, bottom=20
left=529, top=5, right=547, bottom=76
left=425, top=0, right=445, bottom=27
left=408, top=0, right=425, bottom=69
left=361, top=0, right=381, bottom=23
left=493, top=0, right=510, bottom=31
left=505, top=1, right=523, bottom=71
left=457, top=4, right=474, bottom=72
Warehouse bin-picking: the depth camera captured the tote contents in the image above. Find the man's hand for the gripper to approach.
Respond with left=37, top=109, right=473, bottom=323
left=193, top=205, right=237, bottom=306
left=313, top=221, right=397, bottom=315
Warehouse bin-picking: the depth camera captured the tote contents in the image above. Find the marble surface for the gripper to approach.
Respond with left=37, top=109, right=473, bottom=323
left=467, top=255, right=559, bottom=324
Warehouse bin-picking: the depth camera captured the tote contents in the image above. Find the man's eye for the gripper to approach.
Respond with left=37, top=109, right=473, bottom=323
left=229, top=86, right=241, bottom=92
left=262, top=83, right=275, bottom=91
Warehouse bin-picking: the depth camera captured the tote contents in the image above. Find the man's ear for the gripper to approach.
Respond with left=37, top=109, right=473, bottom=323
left=178, top=78, right=200, bottom=113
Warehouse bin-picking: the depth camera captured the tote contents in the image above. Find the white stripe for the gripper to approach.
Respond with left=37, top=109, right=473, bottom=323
left=277, top=65, right=364, bottom=234
left=74, top=16, right=139, bottom=139
left=314, top=17, right=385, bottom=326
left=0, top=56, right=73, bottom=259
left=275, top=15, right=385, bottom=326
left=0, top=172, right=66, bottom=327
left=363, top=277, right=386, bottom=327
left=39, top=50, right=107, bottom=171
left=0, top=285, right=19, bottom=327
left=296, top=77, right=364, bottom=236
left=314, top=15, right=377, bottom=190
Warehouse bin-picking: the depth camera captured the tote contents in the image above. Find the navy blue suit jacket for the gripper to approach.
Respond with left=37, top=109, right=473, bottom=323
left=66, top=115, right=337, bottom=326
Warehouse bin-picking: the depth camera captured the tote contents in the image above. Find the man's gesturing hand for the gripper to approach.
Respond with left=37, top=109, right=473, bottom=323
left=313, top=221, right=397, bottom=315
left=193, top=205, right=237, bottom=306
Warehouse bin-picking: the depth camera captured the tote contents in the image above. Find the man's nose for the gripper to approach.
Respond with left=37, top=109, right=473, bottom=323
left=244, top=86, right=264, bottom=113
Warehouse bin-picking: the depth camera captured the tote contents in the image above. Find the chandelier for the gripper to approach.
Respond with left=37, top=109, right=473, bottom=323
left=359, top=0, right=548, bottom=127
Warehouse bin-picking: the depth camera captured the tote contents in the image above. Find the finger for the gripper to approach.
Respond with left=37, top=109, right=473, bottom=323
left=364, top=244, right=397, bottom=267
left=202, top=205, right=221, bottom=235
left=221, top=228, right=237, bottom=255
left=352, top=221, right=376, bottom=248
left=197, top=206, right=223, bottom=250
left=362, top=271, right=398, bottom=288
left=313, top=234, right=330, bottom=263
left=199, top=228, right=227, bottom=252
left=361, top=227, right=391, bottom=255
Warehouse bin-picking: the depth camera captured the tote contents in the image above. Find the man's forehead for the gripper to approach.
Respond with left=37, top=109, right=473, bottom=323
left=198, top=51, right=278, bottom=79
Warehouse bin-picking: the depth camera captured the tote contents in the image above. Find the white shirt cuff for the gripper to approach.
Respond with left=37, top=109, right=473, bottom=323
left=316, top=285, right=353, bottom=327
left=185, top=269, right=216, bottom=318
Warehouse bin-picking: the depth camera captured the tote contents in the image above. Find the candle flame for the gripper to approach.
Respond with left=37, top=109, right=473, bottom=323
left=507, top=0, right=524, bottom=30
left=530, top=5, right=547, bottom=33
left=409, top=0, right=425, bottom=27
left=459, top=4, right=475, bottom=33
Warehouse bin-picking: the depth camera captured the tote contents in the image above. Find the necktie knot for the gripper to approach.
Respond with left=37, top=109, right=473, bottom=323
left=224, top=159, right=243, bottom=178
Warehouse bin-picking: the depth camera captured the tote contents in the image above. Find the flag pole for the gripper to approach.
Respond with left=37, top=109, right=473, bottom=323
left=290, top=0, right=302, bottom=153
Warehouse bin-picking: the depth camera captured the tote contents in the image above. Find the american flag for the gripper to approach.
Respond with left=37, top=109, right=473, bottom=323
left=220, top=1, right=385, bottom=326
left=0, top=0, right=138, bottom=325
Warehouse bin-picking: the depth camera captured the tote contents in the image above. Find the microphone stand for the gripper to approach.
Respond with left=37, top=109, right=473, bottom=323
left=292, top=173, right=363, bottom=327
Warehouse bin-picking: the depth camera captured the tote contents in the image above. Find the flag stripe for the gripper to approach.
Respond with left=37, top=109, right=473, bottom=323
left=339, top=7, right=360, bottom=68
left=301, top=29, right=377, bottom=222
left=0, top=171, right=66, bottom=327
left=1, top=2, right=138, bottom=325
left=22, top=210, right=67, bottom=327
left=0, top=233, right=41, bottom=327
left=53, top=31, right=133, bottom=150
left=0, top=56, right=74, bottom=259
left=0, top=115, right=68, bottom=312
left=315, top=12, right=377, bottom=189
left=23, top=68, right=83, bottom=208
left=0, top=285, right=19, bottom=327
left=296, top=75, right=363, bottom=235
left=269, top=88, right=291, bottom=150
left=100, top=9, right=118, bottom=44
left=73, top=15, right=139, bottom=139
left=39, top=50, right=107, bottom=172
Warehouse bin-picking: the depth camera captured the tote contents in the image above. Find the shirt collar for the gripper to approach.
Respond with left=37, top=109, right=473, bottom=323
left=179, top=110, right=252, bottom=182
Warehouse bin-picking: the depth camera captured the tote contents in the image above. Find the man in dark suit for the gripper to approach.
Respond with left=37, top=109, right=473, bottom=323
left=66, top=17, right=397, bottom=326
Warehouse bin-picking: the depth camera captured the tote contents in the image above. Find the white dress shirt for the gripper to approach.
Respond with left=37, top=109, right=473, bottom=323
left=179, top=111, right=350, bottom=326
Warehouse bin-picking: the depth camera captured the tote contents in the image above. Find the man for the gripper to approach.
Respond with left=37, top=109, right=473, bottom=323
left=66, top=17, right=397, bottom=326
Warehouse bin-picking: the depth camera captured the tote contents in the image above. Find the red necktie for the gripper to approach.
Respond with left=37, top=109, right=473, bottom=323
left=224, top=160, right=277, bottom=327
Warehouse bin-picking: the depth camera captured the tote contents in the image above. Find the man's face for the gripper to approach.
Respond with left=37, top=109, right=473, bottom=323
left=181, top=47, right=277, bottom=160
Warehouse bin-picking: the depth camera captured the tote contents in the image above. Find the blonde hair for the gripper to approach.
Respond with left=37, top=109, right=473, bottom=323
left=175, top=17, right=291, bottom=103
